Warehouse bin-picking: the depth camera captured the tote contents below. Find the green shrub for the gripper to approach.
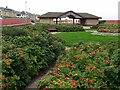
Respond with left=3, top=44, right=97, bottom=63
left=37, top=41, right=119, bottom=89
left=98, top=24, right=120, bottom=33
left=2, top=25, right=65, bottom=89
left=90, top=24, right=99, bottom=29
left=2, top=27, right=28, bottom=37
left=34, top=23, right=85, bottom=32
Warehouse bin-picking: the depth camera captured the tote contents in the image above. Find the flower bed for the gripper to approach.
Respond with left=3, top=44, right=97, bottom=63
left=37, top=41, right=120, bottom=89
left=2, top=26, right=65, bottom=89
left=98, top=24, right=120, bottom=33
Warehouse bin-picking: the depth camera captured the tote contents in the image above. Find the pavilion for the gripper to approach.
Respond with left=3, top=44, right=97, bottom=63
left=38, top=11, right=101, bottom=26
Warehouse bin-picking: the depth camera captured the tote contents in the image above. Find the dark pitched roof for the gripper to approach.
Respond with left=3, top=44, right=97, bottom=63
left=39, top=11, right=101, bottom=19
left=78, top=13, right=101, bottom=19
left=40, top=12, right=63, bottom=18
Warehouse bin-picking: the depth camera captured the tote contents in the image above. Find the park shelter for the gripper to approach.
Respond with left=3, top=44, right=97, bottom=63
left=38, top=11, right=101, bottom=26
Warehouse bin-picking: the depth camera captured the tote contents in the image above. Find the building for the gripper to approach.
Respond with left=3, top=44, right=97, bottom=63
left=38, top=11, right=101, bottom=26
left=0, top=7, right=16, bottom=18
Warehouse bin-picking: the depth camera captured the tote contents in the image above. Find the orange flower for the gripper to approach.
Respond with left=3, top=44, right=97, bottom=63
left=66, top=63, right=69, bottom=68
left=4, top=59, right=10, bottom=66
left=90, top=66, right=95, bottom=70
left=4, top=59, right=9, bottom=63
left=85, top=78, right=89, bottom=84
left=69, top=72, right=73, bottom=76
left=78, top=54, right=81, bottom=59
left=56, top=68, right=60, bottom=73
left=71, top=64, right=75, bottom=68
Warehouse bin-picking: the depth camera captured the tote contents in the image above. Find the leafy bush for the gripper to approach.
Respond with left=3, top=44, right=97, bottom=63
left=98, top=24, right=120, bottom=33
left=90, top=24, right=99, bottom=29
left=2, top=25, right=65, bottom=89
left=2, top=26, right=28, bottom=37
left=34, top=23, right=85, bottom=32
left=37, top=41, right=119, bottom=89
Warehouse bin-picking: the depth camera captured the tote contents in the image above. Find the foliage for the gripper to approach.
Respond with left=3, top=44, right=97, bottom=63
left=98, top=24, right=120, bottom=33
left=34, top=23, right=85, bottom=32
left=2, top=25, right=65, bottom=89
left=37, top=41, right=120, bottom=89
left=90, top=24, right=99, bottom=29
left=2, top=26, right=28, bottom=37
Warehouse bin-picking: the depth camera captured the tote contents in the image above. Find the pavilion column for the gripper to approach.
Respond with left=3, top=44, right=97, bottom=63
left=56, top=18, right=58, bottom=24
left=79, top=19, right=81, bottom=25
left=59, top=18, right=61, bottom=24
left=73, top=18, right=75, bottom=24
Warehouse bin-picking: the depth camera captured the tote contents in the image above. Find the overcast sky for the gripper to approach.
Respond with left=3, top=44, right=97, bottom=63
left=0, top=0, right=119, bottom=20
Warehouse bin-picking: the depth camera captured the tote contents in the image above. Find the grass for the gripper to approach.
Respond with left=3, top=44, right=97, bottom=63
left=54, top=32, right=118, bottom=46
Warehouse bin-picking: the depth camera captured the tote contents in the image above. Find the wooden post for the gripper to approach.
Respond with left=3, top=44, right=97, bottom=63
left=59, top=18, right=61, bottom=24
left=73, top=18, right=74, bottom=24
left=56, top=18, right=58, bottom=24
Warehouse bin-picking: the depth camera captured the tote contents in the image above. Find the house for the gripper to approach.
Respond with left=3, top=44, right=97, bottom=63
left=0, top=7, right=16, bottom=18
left=38, top=11, right=101, bottom=26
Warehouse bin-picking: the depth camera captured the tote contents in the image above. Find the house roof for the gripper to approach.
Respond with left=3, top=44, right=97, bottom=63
left=39, top=11, right=101, bottom=19
left=40, top=12, right=63, bottom=18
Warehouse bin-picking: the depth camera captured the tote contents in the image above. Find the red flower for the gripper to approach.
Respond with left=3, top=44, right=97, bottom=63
left=90, top=85, right=93, bottom=90
left=45, top=86, right=50, bottom=90
left=37, top=84, right=41, bottom=89
left=80, top=77, right=84, bottom=81
left=90, top=79, right=95, bottom=83
left=65, top=77, right=70, bottom=80
left=86, top=72, right=89, bottom=74
left=92, top=52, right=96, bottom=57
left=66, top=63, right=69, bottom=68
left=20, top=54, right=24, bottom=59
left=49, top=70, right=52, bottom=75
left=70, top=80, right=78, bottom=88
left=17, top=48, right=21, bottom=50
left=89, top=47, right=92, bottom=52
left=103, top=60, right=110, bottom=65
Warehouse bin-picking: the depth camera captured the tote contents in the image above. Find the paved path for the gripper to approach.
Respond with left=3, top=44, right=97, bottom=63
left=85, top=30, right=120, bottom=36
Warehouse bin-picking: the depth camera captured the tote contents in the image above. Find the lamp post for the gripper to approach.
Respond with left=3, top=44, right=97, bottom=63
left=25, top=1, right=27, bottom=24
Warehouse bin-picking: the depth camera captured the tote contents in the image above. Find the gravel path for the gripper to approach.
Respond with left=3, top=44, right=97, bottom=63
left=25, top=63, right=55, bottom=89
left=50, top=32, right=61, bottom=34
left=85, top=30, right=120, bottom=36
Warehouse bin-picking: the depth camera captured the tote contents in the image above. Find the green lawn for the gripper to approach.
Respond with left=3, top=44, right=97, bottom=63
left=54, top=32, right=118, bottom=46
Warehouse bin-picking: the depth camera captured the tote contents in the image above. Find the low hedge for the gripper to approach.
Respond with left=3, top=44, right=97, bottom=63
left=34, top=23, right=85, bottom=32
left=2, top=25, right=65, bottom=89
